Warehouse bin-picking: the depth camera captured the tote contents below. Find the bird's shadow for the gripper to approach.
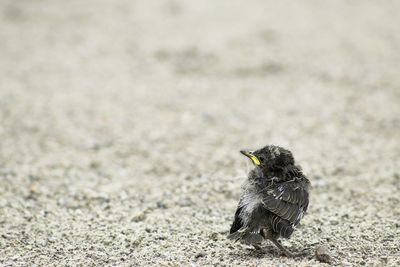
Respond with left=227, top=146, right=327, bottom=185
left=229, top=244, right=313, bottom=260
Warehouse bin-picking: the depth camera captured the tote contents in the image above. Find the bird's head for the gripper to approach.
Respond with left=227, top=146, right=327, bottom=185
left=240, top=145, right=295, bottom=174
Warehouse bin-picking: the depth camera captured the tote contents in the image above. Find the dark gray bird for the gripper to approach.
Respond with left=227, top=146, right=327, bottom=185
left=228, top=145, right=310, bottom=257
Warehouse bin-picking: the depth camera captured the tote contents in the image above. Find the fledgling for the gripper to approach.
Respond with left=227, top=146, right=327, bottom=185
left=228, top=145, right=310, bottom=257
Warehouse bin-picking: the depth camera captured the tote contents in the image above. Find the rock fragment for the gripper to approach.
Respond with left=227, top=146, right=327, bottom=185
left=315, top=245, right=332, bottom=263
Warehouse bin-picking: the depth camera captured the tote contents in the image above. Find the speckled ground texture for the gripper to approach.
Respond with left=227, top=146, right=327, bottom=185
left=1, top=0, right=400, bottom=266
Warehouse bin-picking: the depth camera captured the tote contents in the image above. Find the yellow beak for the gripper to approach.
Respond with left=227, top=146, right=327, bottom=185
left=240, top=150, right=261, bottom=165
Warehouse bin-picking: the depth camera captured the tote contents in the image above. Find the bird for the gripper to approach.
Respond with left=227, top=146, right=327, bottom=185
left=228, top=145, right=310, bottom=257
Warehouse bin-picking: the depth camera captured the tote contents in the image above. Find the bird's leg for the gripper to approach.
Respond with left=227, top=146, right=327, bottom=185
left=261, top=229, right=306, bottom=257
left=268, top=237, right=296, bottom=257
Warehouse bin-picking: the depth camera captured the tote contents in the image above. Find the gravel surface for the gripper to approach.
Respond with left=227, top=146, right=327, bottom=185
left=1, top=0, right=400, bottom=266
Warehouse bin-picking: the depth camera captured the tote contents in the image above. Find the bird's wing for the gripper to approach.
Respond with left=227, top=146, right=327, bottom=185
left=261, top=179, right=309, bottom=227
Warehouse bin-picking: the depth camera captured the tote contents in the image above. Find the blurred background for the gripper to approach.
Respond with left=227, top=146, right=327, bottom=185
left=1, top=0, right=399, bottom=266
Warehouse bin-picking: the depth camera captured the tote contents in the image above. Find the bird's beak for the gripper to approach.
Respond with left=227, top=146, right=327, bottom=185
left=240, top=150, right=261, bottom=165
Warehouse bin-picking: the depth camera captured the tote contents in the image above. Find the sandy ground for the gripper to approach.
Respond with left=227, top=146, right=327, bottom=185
left=1, top=0, right=400, bottom=266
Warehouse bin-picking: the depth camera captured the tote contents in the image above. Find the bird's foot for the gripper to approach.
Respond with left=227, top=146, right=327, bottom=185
left=269, top=238, right=307, bottom=258
left=253, top=244, right=262, bottom=250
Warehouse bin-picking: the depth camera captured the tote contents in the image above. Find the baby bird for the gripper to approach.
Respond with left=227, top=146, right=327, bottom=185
left=228, top=145, right=310, bottom=257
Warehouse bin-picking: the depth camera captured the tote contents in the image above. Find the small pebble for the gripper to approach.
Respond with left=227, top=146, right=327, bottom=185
left=315, top=245, right=332, bottom=263
left=195, top=251, right=206, bottom=258
left=131, top=213, right=146, bottom=222
left=330, top=218, right=339, bottom=225
left=209, top=232, right=219, bottom=241
left=157, top=201, right=168, bottom=209
left=178, top=197, right=193, bottom=207
left=201, top=193, right=209, bottom=201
